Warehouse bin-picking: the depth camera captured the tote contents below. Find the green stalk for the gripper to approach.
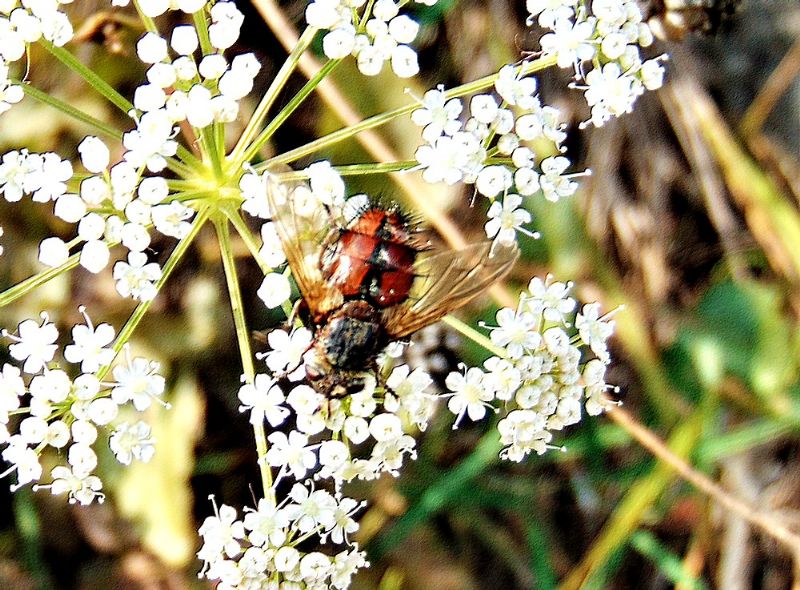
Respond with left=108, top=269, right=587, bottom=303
left=132, top=0, right=159, bottom=33
left=224, top=206, right=294, bottom=320
left=267, top=55, right=557, bottom=166
left=96, top=205, right=211, bottom=381
left=186, top=9, right=223, bottom=174
left=213, top=123, right=226, bottom=174
left=193, top=8, right=213, bottom=56
left=0, top=255, right=80, bottom=308
left=205, top=124, right=224, bottom=180
left=15, top=82, right=122, bottom=140
left=227, top=26, right=320, bottom=168
left=235, top=58, right=343, bottom=169
left=254, top=160, right=418, bottom=176
left=443, top=316, right=505, bottom=358
left=223, top=207, right=272, bottom=276
left=175, top=144, right=205, bottom=173
left=42, top=40, right=133, bottom=114
left=213, top=212, right=275, bottom=503
left=163, top=152, right=199, bottom=180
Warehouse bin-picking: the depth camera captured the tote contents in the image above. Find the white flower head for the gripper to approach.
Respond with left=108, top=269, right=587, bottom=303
left=476, top=165, right=513, bottom=198
left=136, top=32, right=169, bottom=64
left=412, top=86, right=463, bottom=142
left=237, top=374, right=289, bottom=427
left=111, top=353, right=166, bottom=411
left=77, top=136, right=110, bottom=173
left=63, top=306, right=116, bottom=373
left=40, top=465, right=104, bottom=505
left=209, top=1, right=245, bottom=50
left=307, top=161, right=345, bottom=206
left=243, top=497, right=290, bottom=548
left=264, top=328, right=313, bottom=376
left=198, top=502, right=246, bottom=559
left=266, top=430, right=317, bottom=480
left=484, top=193, right=533, bottom=246
left=488, top=307, right=541, bottom=359
left=445, top=365, right=495, bottom=427
left=259, top=222, right=286, bottom=267
left=113, top=252, right=162, bottom=301
left=38, top=236, right=69, bottom=268
left=5, top=314, right=58, bottom=374
left=109, top=421, right=156, bottom=465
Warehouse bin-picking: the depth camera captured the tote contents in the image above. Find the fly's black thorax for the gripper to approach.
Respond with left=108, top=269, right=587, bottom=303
left=315, top=300, right=385, bottom=371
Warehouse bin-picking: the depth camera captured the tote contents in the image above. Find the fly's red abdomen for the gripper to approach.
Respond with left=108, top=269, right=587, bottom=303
left=321, top=206, right=421, bottom=308
left=325, top=232, right=377, bottom=297
left=374, top=267, right=415, bottom=306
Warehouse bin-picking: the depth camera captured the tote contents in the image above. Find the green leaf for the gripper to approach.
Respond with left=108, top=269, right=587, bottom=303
left=630, top=530, right=708, bottom=590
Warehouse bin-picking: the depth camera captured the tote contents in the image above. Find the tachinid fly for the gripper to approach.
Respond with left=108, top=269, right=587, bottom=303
left=266, top=169, right=519, bottom=397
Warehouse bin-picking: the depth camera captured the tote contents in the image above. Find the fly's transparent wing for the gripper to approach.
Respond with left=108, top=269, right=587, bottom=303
left=381, top=241, right=518, bottom=339
left=265, top=167, right=343, bottom=317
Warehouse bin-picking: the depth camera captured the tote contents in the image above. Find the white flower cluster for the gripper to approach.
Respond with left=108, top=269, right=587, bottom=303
left=241, top=329, right=436, bottom=484
left=0, top=0, right=73, bottom=112
left=413, top=67, right=578, bottom=247
left=306, top=0, right=437, bottom=77
left=0, top=2, right=260, bottom=302
left=527, top=0, right=666, bottom=127
left=443, top=275, right=616, bottom=461
left=132, top=3, right=256, bottom=131
left=197, top=497, right=368, bottom=590
left=0, top=141, right=183, bottom=300
left=111, top=0, right=205, bottom=17
left=0, top=308, right=162, bottom=505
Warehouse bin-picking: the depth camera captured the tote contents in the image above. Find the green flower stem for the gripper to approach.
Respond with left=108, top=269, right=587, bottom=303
left=19, top=81, right=202, bottom=181
left=0, top=255, right=80, bottom=308
left=175, top=144, right=205, bottom=174
left=163, top=154, right=198, bottom=180
left=15, top=81, right=122, bottom=140
left=213, top=123, right=226, bottom=175
left=197, top=125, right=223, bottom=181
left=36, top=39, right=201, bottom=185
left=194, top=130, right=214, bottom=170
left=96, top=205, right=212, bottom=381
left=333, top=161, right=418, bottom=176
left=235, top=58, right=343, bottom=170
left=193, top=8, right=213, bottom=57
left=357, top=0, right=378, bottom=28
left=267, top=55, right=558, bottom=167
left=254, top=160, right=418, bottom=177
left=213, top=211, right=275, bottom=503
left=443, top=316, right=506, bottom=358
left=228, top=26, right=320, bottom=169
left=223, top=208, right=271, bottom=276
left=224, top=206, right=294, bottom=320
left=41, top=40, right=134, bottom=115
left=132, top=0, right=159, bottom=33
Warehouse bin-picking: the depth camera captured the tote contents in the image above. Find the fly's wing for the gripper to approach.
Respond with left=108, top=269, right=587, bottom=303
left=381, top=241, right=518, bottom=339
left=266, top=168, right=343, bottom=317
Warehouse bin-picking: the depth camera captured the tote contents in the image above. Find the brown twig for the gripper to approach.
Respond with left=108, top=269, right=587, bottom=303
left=606, top=404, right=800, bottom=555
left=740, top=36, right=800, bottom=138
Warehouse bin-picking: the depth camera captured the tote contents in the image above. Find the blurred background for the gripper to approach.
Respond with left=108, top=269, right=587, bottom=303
left=0, top=0, right=799, bottom=588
